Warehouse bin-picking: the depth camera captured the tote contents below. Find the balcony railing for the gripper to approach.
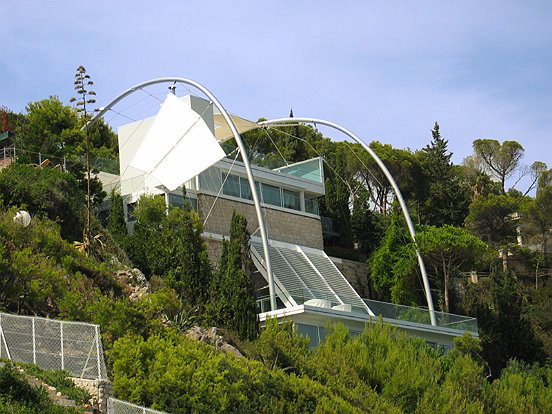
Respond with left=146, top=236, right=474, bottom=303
left=256, top=288, right=478, bottom=334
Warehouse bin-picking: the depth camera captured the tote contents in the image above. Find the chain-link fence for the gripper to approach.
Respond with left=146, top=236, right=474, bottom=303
left=0, top=312, right=108, bottom=380
left=107, top=398, right=169, bottom=414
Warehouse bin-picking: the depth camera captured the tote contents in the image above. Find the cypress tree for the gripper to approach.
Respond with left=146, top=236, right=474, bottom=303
left=214, top=211, right=259, bottom=340
left=107, top=190, right=127, bottom=240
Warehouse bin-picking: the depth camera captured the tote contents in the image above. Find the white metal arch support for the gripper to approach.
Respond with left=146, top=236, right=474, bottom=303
left=84, top=78, right=277, bottom=311
left=260, top=118, right=437, bottom=326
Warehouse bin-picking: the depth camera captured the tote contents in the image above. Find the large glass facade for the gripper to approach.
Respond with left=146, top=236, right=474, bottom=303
left=217, top=172, right=317, bottom=215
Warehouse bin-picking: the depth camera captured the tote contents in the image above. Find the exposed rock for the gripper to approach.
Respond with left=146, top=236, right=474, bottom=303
left=130, top=268, right=148, bottom=287
left=114, top=268, right=150, bottom=301
left=220, top=343, right=243, bottom=357
left=185, top=326, right=243, bottom=357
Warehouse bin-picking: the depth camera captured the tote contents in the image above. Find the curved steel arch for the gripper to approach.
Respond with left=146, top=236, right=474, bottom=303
left=260, top=117, right=437, bottom=325
left=84, top=78, right=277, bottom=311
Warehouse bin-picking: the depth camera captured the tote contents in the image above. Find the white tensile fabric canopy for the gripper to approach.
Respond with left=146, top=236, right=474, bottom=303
left=130, top=93, right=226, bottom=191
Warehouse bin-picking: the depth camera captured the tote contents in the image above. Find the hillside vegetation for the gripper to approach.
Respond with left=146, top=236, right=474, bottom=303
left=0, top=100, right=551, bottom=413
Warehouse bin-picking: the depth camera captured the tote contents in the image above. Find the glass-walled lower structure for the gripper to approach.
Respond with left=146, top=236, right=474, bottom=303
left=250, top=237, right=478, bottom=351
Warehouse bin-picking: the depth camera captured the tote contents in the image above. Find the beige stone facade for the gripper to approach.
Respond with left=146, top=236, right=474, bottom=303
left=198, top=194, right=324, bottom=249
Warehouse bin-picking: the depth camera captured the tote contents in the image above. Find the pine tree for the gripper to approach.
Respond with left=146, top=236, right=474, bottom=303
left=213, top=211, right=259, bottom=340
left=419, top=122, right=469, bottom=226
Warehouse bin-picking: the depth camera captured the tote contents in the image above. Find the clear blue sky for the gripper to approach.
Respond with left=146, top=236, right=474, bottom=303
left=1, top=1, right=551, bottom=191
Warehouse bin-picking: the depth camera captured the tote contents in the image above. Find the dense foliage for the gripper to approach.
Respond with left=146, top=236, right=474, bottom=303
left=110, top=320, right=552, bottom=414
left=2, top=97, right=552, bottom=412
left=208, top=211, right=259, bottom=340
left=124, top=194, right=212, bottom=308
left=0, top=164, right=85, bottom=241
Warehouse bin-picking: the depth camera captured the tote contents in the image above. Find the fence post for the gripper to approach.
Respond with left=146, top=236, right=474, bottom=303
left=38, top=152, right=42, bottom=164
left=95, top=325, right=101, bottom=379
left=32, top=318, right=36, bottom=364
left=60, top=321, right=64, bottom=370
left=0, top=314, right=12, bottom=360
left=63, top=157, right=67, bottom=171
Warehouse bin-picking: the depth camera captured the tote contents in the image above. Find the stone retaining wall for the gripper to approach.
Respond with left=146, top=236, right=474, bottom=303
left=71, top=378, right=113, bottom=414
left=198, top=194, right=324, bottom=249
left=331, top=257, right=371, bottom=298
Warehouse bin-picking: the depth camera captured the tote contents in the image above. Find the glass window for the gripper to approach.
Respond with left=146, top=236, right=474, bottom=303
left=305, top=196, right=319, bottom=215
left=222, top=173, right=240, bottom=198
left=261, top=183, right=282, bottom=207
left=187, top=197, right=198, bottom=211
left=199, top=167, right=222, bottom=192
left=240, top=177, right=255, bottom=201
left=283, top=189, right=300, bottom=210
left=438, top=344, right=452, bottom=355
left=184, top=178, right=197, bottom=191
left=168, top=193, right=184, bottom=209
left=296, top=323, right=319, bottom=348
left=318, top=326, right=326, bottom=344
left=167, top=193, right=197, bottom=211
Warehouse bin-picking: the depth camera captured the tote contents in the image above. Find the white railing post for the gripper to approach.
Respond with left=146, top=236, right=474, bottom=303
left=95, top=325, right=101, bottom=379
left=0, top=314, right=11, bottom=360
left=32, top=318, right=36, bottom=364
left=60, top=321, right=64, bottom=370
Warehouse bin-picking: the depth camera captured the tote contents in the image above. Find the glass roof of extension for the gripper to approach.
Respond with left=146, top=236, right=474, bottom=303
left=251, top=239, right=478, bottom=335
left=274, top=158, right=324, bottom=184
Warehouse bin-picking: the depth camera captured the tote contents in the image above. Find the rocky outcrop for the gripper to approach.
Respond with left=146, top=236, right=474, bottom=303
left=185, top=326, right=243, bottom=357
left=114, top=268, right=149, bottom=301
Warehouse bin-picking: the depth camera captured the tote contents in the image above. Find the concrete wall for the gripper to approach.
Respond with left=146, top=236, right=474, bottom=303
left=198, top=194, right=324, bottom=249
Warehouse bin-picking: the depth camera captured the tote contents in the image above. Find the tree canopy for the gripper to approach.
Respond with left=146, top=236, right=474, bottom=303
left=471, top=139, right=525, bottom=194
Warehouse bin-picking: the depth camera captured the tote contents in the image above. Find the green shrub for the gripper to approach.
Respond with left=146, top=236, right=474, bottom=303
left=0, top=362, right=79, bottom=413
left=110, top=333, right=367, bottom=413
left=20, top=363, right=91, bottom=405
left=0, top=164, right=85, bottom=241
left=0, top=208, right=121, bottom=317
left=125, top=195, right=212, bottom=307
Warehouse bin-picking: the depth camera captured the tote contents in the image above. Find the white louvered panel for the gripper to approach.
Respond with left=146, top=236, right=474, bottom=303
left=304, top=252, right=366, bottom=309
left=275, top=247, right=337, bottom=301
left=251, top=241, right=311, bottom=297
